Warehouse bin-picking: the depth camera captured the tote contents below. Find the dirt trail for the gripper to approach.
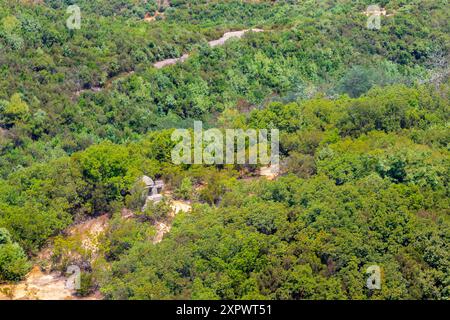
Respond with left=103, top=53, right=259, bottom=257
left=153, top=29, right=264, bottom=69
left=208, top=28, right=264, bottom=47
left=75, top=28, right=264, bottom=95
left=153, top=53, right=190, bottom=69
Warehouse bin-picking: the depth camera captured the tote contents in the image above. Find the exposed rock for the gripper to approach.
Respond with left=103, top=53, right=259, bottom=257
left=260, top=164, right=280, bottom=180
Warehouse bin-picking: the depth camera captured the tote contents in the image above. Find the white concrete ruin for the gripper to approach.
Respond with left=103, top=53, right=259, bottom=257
left=141, top=176, right=165, bottom=210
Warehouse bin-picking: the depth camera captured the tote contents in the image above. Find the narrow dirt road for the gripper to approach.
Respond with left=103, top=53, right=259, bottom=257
left=208, top=28, right=264, bottom=47
left=153, top=28, right=264, bottom=69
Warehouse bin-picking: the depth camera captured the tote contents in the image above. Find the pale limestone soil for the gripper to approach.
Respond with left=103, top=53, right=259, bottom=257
left=67, top=214, right=109, bottom=256
left=0, top=266, right=72, bottom=300
left=121, top=194, right=192, bottom=244
left=208, top=29, right=264, bottom=47
left=1, top=176, right=271, bottom=299
left=153, top=196, right=192, bottom=244
left=0, top=216, right=108, bottom=300
left=259, top=164, right=280, bottom=181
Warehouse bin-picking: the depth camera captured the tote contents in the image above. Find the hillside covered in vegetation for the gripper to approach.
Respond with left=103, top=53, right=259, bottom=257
left=0, top=0, right=448, bottom=300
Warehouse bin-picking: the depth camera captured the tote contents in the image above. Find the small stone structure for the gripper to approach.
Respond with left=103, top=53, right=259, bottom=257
left=141, top=176, right=165, bottom=210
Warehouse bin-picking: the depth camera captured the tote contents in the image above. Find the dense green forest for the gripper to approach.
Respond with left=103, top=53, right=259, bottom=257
left=0, top=0, right=448, bottom=300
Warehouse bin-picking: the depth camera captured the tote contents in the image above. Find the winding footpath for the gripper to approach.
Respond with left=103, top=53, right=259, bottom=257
left=153, top=28, right=264, bottom=69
